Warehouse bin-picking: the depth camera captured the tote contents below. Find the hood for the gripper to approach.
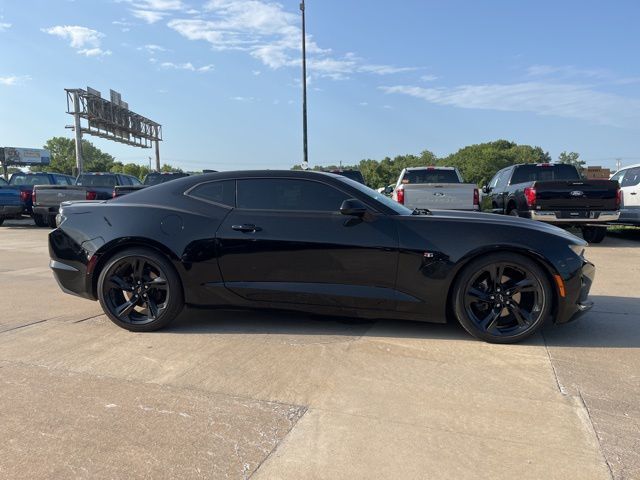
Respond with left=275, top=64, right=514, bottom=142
left=424, top=209, right=587, bottom=245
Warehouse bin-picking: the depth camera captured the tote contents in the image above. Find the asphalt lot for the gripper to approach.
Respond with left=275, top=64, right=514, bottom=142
left=0, top=219, right=638, bottom=479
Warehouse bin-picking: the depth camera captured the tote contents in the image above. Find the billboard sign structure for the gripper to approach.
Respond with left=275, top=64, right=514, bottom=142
left=1, top=147, right=51, bottom=165
left=66, top=87, right=162, bottom=149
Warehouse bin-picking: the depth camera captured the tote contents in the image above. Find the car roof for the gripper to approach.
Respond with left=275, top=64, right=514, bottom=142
left=405, top=166, right=456, bottom=171
left=613, top=163, right=640, bottom=172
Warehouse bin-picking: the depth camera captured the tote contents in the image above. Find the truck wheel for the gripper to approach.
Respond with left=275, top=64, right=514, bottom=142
left=0, top=218, right=4, bottom=226
left=47, top=215, right=57, bottom=228
left=582, top=226, right=607, bottom=244
left=509, top=209, right=520, bottom=217
left=33, top=214, right=48, bottom=227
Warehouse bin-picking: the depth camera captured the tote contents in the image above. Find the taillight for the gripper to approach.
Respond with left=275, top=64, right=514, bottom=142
left=86, top=190, right=97, bottom=200
left=524, top=187, right=536, bottom=207
left=112, top=189, right=117, bottom=198
left=396, top=187, right=405, bottom=205
left=616, top=188, right=622, bottom=208
left=20, top=190, right=32, bottom=202
left=32, top=189, right=37, bottom=204
left=473, top=188, right=479, bottom=209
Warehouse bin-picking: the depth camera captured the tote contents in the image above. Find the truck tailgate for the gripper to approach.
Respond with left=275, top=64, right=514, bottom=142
left=34, top=185, right=88, bottom=206
left=403, top=183, right=476, bottom=210
left=534, top=180, right=618, bottom=210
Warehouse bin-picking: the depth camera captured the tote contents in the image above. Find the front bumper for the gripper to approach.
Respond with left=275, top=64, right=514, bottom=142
left=528, top=210, right=619, bottom=223
left=555, top=259, right=595, bottom=324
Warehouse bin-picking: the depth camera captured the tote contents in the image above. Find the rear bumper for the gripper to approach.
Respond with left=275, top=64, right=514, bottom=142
left=617, top=207, right=640, bottom=225
left=33, top=205, right=60, bottom=217
left=555, top=259, right=595, bottom=324
left=527, top=210, right=619, bottom=223
left=0, top=205, right=23, bottom=216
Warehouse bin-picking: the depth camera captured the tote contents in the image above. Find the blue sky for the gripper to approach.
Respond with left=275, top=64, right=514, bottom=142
left=1, top=0, right=639, bottom=172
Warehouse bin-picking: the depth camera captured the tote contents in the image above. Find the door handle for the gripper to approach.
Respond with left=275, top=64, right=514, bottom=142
left=231, top=224, right=261, bottom=233
left=630, top=192, right=637, bottom=195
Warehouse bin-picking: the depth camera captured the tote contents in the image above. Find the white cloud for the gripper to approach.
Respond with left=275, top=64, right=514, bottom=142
left=421, top=74, right=438, bottom=82
left=527, top=64, right=640, bottom=86
left=167, top=0, right=416, bottom=80
left=138, top=43, right=168, bottom=53
left=359, top=102, right=368, bottom=106
left=160, top=61, right=214, bottom=72
left=42, top=25, right=111, bottom=57
left=0, top=75, right=31, bottom=86
left=381, top=82, right=640, bottom=128
left=230, top=96, right=254, bottom=102
left=252, top=70, right=261, bottom=76
left=131, top=9, right=166, bottom=23
left=0, top=22, right=11, bottom=31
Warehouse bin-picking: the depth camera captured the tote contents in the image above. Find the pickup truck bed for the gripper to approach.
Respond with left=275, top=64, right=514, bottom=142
left=0, top=186, right=22, bottom=225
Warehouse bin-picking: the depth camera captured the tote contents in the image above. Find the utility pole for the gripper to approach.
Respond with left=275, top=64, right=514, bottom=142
left=72, top=91, right=84, bottom=175
left=300, top=0, right=309, bottom=170
left=615, top=158, right=622, bottom=172
left=154, top=139, right=161, bottom=172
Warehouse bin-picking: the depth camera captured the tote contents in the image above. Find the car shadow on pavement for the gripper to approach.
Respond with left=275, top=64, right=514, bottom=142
left=543, top=295, right=640, bottom=348
left=166, top=307, right=485, bottom=343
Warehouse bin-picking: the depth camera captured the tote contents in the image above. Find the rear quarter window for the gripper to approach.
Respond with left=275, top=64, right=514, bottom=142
left=511, top=164, right=581, bottom=184
left=402, top=169, right=460, bottom=184
left=188, top=180, right=235, bottom=207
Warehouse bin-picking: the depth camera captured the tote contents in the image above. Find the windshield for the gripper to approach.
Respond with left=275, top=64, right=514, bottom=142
left=9, top=173, right=52, bottom=185
left=0, top=178, right=7, bottom=185
left=402, top=169, right=460, bottom=184
left=335, top=175, right=413, bottom=215
left=511, top=164, right=581, bottom=184
left=76, top=174, right=117, bottom=187
left=144, top=173, right=188, bottom=185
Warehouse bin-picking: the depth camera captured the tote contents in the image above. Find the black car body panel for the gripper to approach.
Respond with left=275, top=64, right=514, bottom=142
left=49, top=170, right=595, bottom=326
left=113, top=172, right=190, bottom=197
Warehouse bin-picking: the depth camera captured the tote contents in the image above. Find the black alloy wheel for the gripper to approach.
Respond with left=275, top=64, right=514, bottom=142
left=97, top=248, right=183, bottom=332
left=453, top=253, right=552, bottom=343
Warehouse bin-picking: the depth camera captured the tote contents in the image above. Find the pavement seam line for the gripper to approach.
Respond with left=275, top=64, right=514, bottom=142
left=577, top=390, right=615, bottom=480
left=248, top=407, right=309, bottom=480
left=541, top=329, right=567, bottom=395
left=72, top=313, right=105, bottom=324
left=0, top=318, right=53, bottom=334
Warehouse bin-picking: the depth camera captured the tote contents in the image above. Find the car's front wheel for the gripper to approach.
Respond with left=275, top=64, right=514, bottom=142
left=452, top=253, right=552, bottom=343
left=33, top=214, right=48, bottom=227
left=97, top=248, right=184, bottom=332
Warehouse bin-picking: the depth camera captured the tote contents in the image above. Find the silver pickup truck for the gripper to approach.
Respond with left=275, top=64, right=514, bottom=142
left=391, top=167, right=479, bottom=211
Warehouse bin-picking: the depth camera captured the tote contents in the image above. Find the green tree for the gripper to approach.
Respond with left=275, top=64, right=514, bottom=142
left=160, top=163, right=183, bottom=173
left=439, top=140, right=551, bottom=186
left=34, top=137, right=116, bottom=175
left=557, top=151, right=585, bottom=174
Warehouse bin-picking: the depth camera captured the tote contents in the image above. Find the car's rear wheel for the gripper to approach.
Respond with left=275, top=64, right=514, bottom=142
left=452, top=253, right=552, bottom=343
left=97, top=248, right=184, bottom=332
left=47, top=215, right=57, bottom=228
left=581, top=226, right=607, bottom=244
left=33, top=214, right=47, bottom=227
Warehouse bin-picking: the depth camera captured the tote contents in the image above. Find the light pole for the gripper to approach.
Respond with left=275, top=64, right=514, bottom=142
left=300, top=0, right=309, bottom=169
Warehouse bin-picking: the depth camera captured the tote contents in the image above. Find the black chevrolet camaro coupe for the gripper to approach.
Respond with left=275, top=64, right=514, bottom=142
left=49, top=170, right=595, bottom=343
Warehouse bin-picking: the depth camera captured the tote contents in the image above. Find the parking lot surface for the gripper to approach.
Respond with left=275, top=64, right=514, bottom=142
left=0, top=219, right=638, bottom=479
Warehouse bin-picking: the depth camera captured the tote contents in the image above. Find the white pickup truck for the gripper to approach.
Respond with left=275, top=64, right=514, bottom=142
left=391, top=167, right=479, bottom=211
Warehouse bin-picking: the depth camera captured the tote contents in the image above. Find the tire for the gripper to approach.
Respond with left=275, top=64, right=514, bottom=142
left=509, top=209, right=520, bottom=217
left=0, top=217, right=4, bottom=226
left=581, top=226, right=607, bottom=244
left=47, top=215, right=57, bottom=228
left=97, top=248, right=184, bottom=332
left=452, top=252, right=553, bottom=343
left=33, top=214, right=48, bottom=227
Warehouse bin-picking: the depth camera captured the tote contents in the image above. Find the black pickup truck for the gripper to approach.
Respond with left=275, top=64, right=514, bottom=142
left=113, top=172, right=190, bottom=197
left=32, top=173, right=140, bottom=227
left=482, top=163, right=620, bottom=243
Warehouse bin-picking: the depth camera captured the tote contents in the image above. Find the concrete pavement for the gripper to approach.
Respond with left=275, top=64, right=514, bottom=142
left=0, top=219, right=637, bottom=479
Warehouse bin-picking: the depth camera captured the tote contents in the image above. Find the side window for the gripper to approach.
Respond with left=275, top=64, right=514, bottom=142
left=130, top=176, right=141, bottom=185
left=621, top=167, right=640, bottom=188
left=610, top=169, right=626, bottom=184
left=120, top=176, right=132, bottom=186
left=237, top=179, right=349, bottom=212
left=489, top=171, right=502, bottom=189
left=54, top=175, right=68, bottom=185
left=492, top=169, right=510, bottom=190
left=189, top=180, right=235, bottom=207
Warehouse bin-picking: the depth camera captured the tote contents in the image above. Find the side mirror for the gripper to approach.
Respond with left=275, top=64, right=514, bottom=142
left=340, top=198, right=368, bottom=217
left=383, top=185, right=394, bottom=195
left=482, top=185, right=491, bottom=194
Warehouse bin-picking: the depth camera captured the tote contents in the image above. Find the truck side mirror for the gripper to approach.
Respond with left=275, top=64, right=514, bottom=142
left=482, top=185, right=491, bottom=194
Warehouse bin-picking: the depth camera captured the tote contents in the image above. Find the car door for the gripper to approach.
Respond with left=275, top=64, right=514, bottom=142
left=619, top=167, right=640, bottom=208
left=216, top=177, right=400, bottom=310
left=486, top=169, right=508, bottom=213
